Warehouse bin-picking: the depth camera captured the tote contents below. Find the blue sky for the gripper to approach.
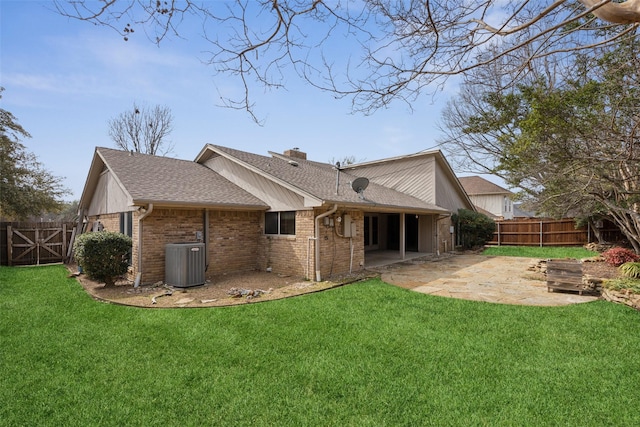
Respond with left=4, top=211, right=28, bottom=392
left=1, top=0, right=465, bottom=202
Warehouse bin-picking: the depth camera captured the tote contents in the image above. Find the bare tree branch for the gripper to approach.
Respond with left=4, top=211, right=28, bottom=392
left=53, top=1, right=640, bottom=118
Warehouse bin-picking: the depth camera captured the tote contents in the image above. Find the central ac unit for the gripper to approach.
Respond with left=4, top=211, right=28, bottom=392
left=165, top=242, right=206, bottom=287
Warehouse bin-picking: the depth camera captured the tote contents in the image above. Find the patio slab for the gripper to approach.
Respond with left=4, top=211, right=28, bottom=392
left=372, top=254, right=599, bottom=306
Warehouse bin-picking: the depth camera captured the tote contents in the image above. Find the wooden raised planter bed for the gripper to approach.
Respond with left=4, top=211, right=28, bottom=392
left=546, top=259, right=586, bottom=295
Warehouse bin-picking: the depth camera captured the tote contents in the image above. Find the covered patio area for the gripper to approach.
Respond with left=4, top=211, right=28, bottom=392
left=364, top=250, right=438, bottom=268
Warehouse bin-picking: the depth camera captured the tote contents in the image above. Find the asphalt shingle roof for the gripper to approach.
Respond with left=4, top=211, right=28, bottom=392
left=458, top=176, right=511, bottom=196
left=96, top=147, right=268, bottom=208
left=207, top=145, right=448, bottom=213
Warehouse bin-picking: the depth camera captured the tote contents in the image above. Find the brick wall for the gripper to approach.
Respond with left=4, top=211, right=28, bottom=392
left=316, top=210, right=364, bottom=279
left=436, top=216, right=454, bottom=254
left=208, top=210, right=262, bottom=275
left=260, top=209, right=365, bottom=280
left=137, top=208, right=262, bottom=283
left=87, top=213, right=119, bottom=233
left=89, top=207, right=366, bottom=284
left=259, top=210, right=315, bottom=279
left=139, top=208, right=205, bottom=283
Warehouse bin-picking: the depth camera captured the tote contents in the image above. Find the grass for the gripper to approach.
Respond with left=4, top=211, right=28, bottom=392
left=603, top=277, right=640, bottom=294
left=483, top=245, right=598, bottom=259
left=2, top=265, right=640, bottom=426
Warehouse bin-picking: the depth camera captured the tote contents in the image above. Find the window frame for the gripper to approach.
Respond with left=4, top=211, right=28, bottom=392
left=120, top=211, right=133, bottom=265
left=265, top=211, right=296, bottom=236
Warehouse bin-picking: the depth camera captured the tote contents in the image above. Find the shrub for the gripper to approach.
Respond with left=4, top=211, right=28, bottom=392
left=74, top=231, right=132, bottom=286
left=602, top=247, right=639, bottom=267
left=619, top=262, right=640, bottom=279
left=452, top=209, right=496, bottom=250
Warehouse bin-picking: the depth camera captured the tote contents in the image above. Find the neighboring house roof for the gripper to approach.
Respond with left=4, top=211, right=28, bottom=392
left=458, top=176, right=511, bottom=196
left=79, top=147, right=268, bottom=210
left=475, top=205, right=499, bottom=219
left=196, top=144, right=450, bottom=214
left=513, top=203, right=535, bottom=218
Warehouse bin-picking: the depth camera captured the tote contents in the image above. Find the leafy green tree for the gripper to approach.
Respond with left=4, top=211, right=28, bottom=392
left=452, top=209, right=496, bottom=250
left=441, top=37, right=640, bottom=251
left=0, top=88, right=68, bottom=220
left=31, top=200, right=79, bottom=222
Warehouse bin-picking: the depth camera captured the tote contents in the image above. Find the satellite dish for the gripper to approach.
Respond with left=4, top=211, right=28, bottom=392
left=351, top=177, right=369, bottom=194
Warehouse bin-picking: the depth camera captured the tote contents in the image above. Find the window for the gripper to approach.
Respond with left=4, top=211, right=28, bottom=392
left=503, top=196, right=511, bottom=213
left=120, top=211, right=133, bottom=237
left=120, top=211, right=133, bottom=265
left=265, top=211, right=296, bottom=235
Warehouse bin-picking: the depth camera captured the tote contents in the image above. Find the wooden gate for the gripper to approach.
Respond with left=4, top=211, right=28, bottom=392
left=4, top=222, right=75, bottom=266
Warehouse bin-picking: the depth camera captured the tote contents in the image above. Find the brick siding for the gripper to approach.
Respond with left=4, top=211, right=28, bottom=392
left=208, top=210, right=262, bottom=275
left=89, top=207, right=367, bottom=284
left=436, top=216, right=454, bottom=254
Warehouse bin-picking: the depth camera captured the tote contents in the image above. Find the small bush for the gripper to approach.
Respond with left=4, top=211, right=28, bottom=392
left=452, top=209, right=496, bottom=250
left=602, top=247, right=639, bottom=267
left=74, top=231, right=132, bottom=286
left=619, top=262, right=640, bottom=279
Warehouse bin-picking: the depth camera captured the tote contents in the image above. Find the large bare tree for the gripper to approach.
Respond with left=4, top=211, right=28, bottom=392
left=54, top=1, right=640, bottom=119
left=108, top=102, right=174, bottom=155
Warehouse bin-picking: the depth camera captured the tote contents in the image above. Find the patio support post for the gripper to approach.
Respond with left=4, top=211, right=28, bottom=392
left=400, top=213, right=406, bottom=260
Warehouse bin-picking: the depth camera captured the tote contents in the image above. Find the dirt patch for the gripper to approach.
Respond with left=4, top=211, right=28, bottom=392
left=68, top=266, right=376, bottom=308
left=582, top=259, right=621, bottom=280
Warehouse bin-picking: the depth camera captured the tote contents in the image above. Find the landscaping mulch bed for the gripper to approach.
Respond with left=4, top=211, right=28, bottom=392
left=69, top=265, right=375, bottom=308
left=582, top=260, right=621, bottom=280
left=582, top=259, right=640, bottom=311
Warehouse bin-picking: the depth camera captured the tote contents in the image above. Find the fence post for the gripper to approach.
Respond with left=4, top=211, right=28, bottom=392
left=497, top=222, right=501, bottom=246
left=7, top=226, right=12, bottom=266
left=62, top=223, right=67, bottom=262
left=35, top=228, right=40, bottom=265
left=540, top=220, right=543, bottom=247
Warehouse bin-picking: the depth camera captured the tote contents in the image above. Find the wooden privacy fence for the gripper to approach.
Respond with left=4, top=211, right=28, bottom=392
left=1, top=222, right=76, bottom=266
left=488, top=218, right=622, bottom=247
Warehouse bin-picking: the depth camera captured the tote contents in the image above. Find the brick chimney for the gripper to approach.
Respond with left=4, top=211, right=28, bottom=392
left=284, top=147, right=307, bottom=160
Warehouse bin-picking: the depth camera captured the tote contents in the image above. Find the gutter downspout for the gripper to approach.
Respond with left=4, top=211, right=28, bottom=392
left=135, top=203, right=154, bottom=287
left=315, top=204, right=338, bottom=282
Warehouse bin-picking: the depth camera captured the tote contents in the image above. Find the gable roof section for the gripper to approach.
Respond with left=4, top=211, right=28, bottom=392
left=339, top=149, right=475, bottom=211
left=79, top=147, right=268, bottom=210
left=458, top=176, right=511, bottom=196
left=196, top=144, right=449, bottom=213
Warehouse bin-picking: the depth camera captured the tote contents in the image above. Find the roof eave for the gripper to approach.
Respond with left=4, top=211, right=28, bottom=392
left=131, top=199, right=269, bottom=211
left=321, top=199, right=450, bottom=214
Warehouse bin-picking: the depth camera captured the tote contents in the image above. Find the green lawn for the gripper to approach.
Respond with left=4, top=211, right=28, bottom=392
left=483, top=245, right=598, bottom=259
left=2, top=265, right=640, bottom=426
